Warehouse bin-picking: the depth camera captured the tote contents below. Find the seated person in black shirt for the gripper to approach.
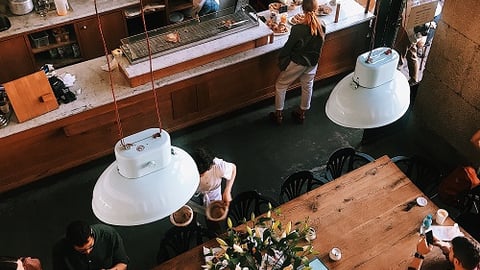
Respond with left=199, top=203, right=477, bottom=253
left=408, top=235, right=480, bottom=270
left=52, top=220, right=129, bottom=270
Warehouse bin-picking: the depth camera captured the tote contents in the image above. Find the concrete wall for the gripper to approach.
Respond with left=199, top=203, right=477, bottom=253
left=414, top=0, right=480, bottom=165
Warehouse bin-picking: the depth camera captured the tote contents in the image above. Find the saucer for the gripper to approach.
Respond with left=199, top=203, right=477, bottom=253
left=329, top=247, right=342, bottom=261
left=416, top=196, right=428, bottom=207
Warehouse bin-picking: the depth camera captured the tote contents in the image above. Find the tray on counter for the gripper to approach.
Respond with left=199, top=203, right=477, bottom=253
left=120, top=6, right=259, bottom=64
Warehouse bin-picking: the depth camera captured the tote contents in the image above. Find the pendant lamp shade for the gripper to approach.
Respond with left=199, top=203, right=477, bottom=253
left=325, top=47, right=410, bottom=129
left=92, top=128, right=199, bottom=226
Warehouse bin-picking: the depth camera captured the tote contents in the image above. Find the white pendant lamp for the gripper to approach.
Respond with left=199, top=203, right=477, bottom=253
left=325, top=47, right=410, bottom=129
left=92, top=128, right=200, bottom=226
left=90, top=0, right=200, bottom=226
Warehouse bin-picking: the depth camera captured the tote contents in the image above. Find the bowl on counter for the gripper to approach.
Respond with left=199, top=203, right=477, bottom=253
left=9, top=0, right=34, bottom=15
left=169, top=11, right=184, bottom=23
left=0, top=15, right=11, bottom=32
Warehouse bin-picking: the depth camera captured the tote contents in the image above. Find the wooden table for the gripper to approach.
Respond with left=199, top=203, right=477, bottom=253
left=153, top=155, right=475, bottom=269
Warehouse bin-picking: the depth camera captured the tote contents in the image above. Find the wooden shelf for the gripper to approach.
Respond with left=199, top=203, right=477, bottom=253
left=35, top=56, right=84, bottom=69
left=169, top=0, right=193, bottom=12
left=31, top=40, right=78, bottom=54
left=123, top=4, right=166, bottom=19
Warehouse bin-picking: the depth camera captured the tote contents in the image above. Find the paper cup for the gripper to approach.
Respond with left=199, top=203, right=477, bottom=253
left=435, top=209, right=448, bottom=225
left=329, top=247, right=342, bottom=261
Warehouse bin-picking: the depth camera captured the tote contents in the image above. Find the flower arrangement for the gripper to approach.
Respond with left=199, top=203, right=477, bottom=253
left=202, top=204, right=317, bottom=270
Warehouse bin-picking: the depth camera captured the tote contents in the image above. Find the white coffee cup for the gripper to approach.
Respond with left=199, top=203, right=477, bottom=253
left=436, top=209, right=448, bottom=225
left=329, top=247, right=342, bottom=261
left=305, top=227, right=316, bottom=241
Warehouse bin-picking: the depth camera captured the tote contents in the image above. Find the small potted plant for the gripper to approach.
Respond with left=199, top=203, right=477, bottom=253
left=170, top=205, right=194, bottom=227
left=206, top=200, right=229, bottom=222
left=203, top=204, right=317, bottom=269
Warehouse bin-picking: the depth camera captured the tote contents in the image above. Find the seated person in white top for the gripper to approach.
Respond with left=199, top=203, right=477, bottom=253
left=0, top=256, right=42, bottom=270
left=192, top=147, right=236, bottom=208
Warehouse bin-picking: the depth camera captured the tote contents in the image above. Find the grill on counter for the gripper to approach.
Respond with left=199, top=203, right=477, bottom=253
left=120, top=6, right=259, bottom=64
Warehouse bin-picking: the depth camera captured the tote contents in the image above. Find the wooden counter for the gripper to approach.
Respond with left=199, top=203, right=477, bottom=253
left=0, top=0, right=373, bottom=193
left=154, top=156, right=476, bottom=269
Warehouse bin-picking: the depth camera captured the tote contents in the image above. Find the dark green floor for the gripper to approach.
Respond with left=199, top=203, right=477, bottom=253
left=0, top=78, right=466, bottom=270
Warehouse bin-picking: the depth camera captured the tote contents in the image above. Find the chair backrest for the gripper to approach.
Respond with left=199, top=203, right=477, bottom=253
left=156, top=223, right=215, bottom=263
left=228, top=190, right=279, bottom=226
left=349, top=152, right=375, bottom=171
left=392, top=155, right=442, bottom=198
left=326, top=148, right=374, bottom=180
left=459, top=186, right=480, bottom=215
left=391, top=155, right=413, bottom=176
left=326, top=147, right=356, bottom=180
left=279, top=171, right=323, bottom=203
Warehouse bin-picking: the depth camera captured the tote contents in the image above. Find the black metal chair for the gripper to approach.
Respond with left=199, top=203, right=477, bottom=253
left=279, top=171, right=323, bottom=203
left=228, top=190, right=279, bottom=226
left=391, top=155, right=443, bottom=199
left=156, top=222, right=216, bottom=264
left=391, top=155, right=413, bottom=176
left=350, top=151, right=375, bottom=170
left=325, top=147, right=374, bottom=181
left=455, top=186, right=480, bottom=241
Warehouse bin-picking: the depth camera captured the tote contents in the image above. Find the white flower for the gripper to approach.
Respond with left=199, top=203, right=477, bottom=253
left=233, top=244, right=244, bottom=253
left=201, top=261, right=213, bottom=269
left=286, top=221, right=292, bottom=234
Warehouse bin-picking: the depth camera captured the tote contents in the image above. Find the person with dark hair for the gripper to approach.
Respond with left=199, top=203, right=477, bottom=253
left=52, top=220, right=129, bottom=270
left=408, top=235, right=480, bottom=270
left=191, top=147, right=236, bottom=208
left=269, top=0, right=326, bottom=125
left=0, top=256, right=42, bottom=270
left=436, top=236, right=480, bottom=270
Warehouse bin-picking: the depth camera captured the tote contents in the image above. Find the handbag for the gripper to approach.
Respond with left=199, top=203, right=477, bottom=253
left=438, top=166, right=480, bottom=207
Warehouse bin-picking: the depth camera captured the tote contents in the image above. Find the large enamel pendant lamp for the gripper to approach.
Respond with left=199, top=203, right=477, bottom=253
left=325, top=47, right=410, bottom=128
left=90, top=0, right=200, bottom=226
left=92, top=128, right=199, bottom=226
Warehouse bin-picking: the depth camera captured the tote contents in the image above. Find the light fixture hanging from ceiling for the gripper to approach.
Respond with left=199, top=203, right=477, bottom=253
left=325, top=47, right=410, bottom=128
left=90, top=0, right=199, bottom=226
left=325, top=1, right=410, bottom=129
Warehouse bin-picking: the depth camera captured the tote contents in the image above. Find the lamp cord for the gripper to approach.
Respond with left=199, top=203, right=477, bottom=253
left=93, top=0, right=163, bottom=148
left=93, top=0, right=125, bottom=147
left=366, top=0, right=382, bottom=63
left=139, top=0, right=163, bottom=133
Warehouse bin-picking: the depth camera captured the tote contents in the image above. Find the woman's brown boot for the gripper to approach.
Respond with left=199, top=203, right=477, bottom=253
left=269, top=110, right=283, bottom=125
left=292, top=109, right=306, bottom=124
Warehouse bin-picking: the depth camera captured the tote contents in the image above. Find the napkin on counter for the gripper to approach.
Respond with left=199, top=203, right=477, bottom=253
left=101, top=49, right=123, bottom=72
left=101, top=56, right=118, bottom=71
left=58, top=73, right=76, bottom=87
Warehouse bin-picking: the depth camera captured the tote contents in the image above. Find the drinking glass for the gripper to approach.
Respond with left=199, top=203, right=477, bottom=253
left=35, top=0, right=50, bottom=17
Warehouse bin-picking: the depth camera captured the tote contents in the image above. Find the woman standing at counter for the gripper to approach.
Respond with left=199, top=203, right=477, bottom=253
left=270, top=0, right=326, bottom=124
